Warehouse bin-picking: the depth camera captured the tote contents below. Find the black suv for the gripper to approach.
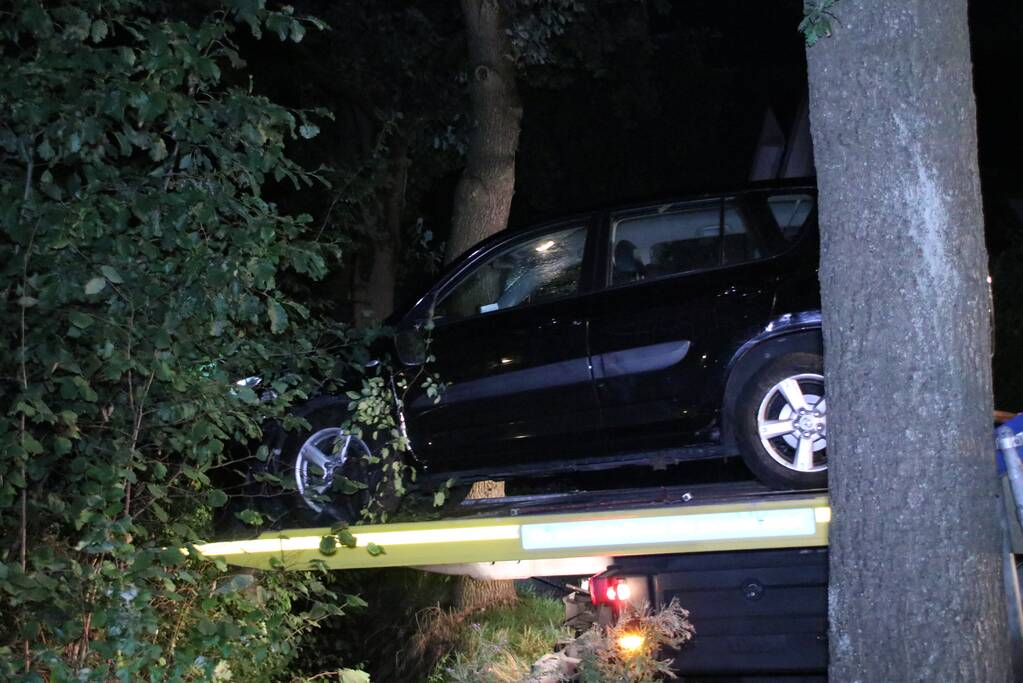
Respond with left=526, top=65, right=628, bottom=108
left=270, top=182, right=824, bottom=519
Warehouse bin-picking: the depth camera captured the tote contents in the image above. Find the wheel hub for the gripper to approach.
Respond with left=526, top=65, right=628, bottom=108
left=795, top=410, right=825, bottom=437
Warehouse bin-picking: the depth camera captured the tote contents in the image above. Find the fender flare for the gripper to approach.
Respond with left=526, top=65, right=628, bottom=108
left=720, top=317, right=823, bottom=448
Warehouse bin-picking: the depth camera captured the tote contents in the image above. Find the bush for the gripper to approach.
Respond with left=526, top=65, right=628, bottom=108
left=573, top=599, right=695, bottom=683
left=0, top=1, right=370, bottom=679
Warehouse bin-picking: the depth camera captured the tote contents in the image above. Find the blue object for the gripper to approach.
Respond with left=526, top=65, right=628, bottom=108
left=996, top=413, right=1023, bottom=474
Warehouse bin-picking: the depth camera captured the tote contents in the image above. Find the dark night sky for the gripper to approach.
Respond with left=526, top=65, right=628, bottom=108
left=512, top=0, right=811, bottom=222
left=505, top=1, right=1022, bottom=228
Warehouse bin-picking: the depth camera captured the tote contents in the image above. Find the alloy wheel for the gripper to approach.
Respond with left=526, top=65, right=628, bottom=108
left=295, top=427, right=371, bottom=513
left=756, top=373, right=827, bottom=473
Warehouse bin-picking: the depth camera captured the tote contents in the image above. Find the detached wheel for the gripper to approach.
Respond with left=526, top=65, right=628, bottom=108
left=734, top=352, right=827, bottom=489
left=266, top=405, right=376, bottom=525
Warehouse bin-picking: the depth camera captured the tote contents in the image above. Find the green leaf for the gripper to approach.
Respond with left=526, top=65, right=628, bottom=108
left=345, top=594, right=368, bottom=608
left=100, top=265, right=124, bottom=283
left=208, top=489, right=228, bottom=507
left=149, top=138, right=168, bottom=161
left=159, top=547, right=186, bottom=566
left=267, top=298, right=288, bottom=333
left=197, top=617, right=217, bottom=636
left=236, top=509, right=264, bottom=526
left=90, top=19, right=108, bottom=43
left=17, top=296, right=38, bottom=307
left=298, top=123, right=319, bottom=139
left=22, top=433, right=44, bottom=455
left=84, top=277, right=107, bottom=295
left=339, top=670, right=371, bottom=683
left=234, top=386, right=259, bottom=404
left=337, top=528, right=357, bottom=548
left=365, top=542, right=384, bottom=557
left=336, top=477, right=367, bottom=495
left=37, top=139, right=55, bottom=161
left=69, top=311, right=92, bottom=328
left=318, top=535, right=338, bottom=556
left=150, top=502, right=169, bottom=522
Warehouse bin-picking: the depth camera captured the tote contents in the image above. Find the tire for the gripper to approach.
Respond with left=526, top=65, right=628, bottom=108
left=734, top=352, right=827, bottom=489
left=263, top=405, right=377, bottom=525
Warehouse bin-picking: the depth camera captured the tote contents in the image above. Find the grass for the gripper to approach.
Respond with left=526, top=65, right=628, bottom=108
left=426, top=590, right=571, bottom=683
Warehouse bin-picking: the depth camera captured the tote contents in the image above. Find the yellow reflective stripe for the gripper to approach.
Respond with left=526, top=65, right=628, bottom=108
left=196, top=524, right=521, bottom=557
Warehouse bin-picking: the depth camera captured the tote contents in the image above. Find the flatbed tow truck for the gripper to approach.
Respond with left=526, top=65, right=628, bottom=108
left=195, top=419, right=1023, bottom=681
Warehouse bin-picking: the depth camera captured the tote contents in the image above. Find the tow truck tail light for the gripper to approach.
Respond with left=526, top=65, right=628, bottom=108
left=589, top=574, right=632, bottom=606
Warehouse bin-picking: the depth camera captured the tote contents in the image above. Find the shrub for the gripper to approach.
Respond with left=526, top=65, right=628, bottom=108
left=0, top=1, right=369, bottom=679
left=574, top=599, right=695, bottom=683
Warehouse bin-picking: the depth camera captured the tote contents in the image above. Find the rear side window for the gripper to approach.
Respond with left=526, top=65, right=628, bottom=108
left=610, top=194, right=810, bottom=286
left=611, top=204, right=721, bottom=285
left=767, top=193, right=815, bottom=242
left=611, top=199, right=774, bottom=285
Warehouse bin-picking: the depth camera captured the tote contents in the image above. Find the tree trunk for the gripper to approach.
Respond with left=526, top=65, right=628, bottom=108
left=446, top=0, right=522, bottom=612
left=445, top=0, right=522, bottom=264
left=351, top=141, right=408, bottom=327
left=453, top=480, right=519, bottom=611
left=805, top=2, right=1010, bottom=680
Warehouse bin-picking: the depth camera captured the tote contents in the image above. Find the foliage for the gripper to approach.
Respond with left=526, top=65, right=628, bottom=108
left=574, top=599, right=694, bottom=683
left=799, top=0, right=839, bottom=47
left=0, top=0, right=372, bottom=679
left=508, top=0, right=589, bottom=68
left=423, top=594, right=696, bottom=683
left=427, top=592, right=571, bottom=683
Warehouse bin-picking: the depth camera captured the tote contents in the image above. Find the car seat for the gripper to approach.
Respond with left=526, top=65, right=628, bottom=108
left=613, top=240, right=646, bottom=284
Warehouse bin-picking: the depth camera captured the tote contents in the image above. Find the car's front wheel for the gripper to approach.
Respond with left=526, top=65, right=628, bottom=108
left=734, top=352, right=827, bottom=489
left=263, top=405, right=377, bottom=525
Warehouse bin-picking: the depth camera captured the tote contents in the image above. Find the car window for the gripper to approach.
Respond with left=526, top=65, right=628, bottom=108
left=722, top=201, right=767, bottom=265
left=767, top=193, right=815, bottom=242
left=610, top=204, right=721, bottom=284
left=435, top=225, right=587, bottom=322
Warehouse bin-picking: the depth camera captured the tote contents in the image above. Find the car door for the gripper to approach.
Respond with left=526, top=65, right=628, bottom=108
left=402, top=221, right=603, bottom=473
left=587, top=194, right=782, bottom=456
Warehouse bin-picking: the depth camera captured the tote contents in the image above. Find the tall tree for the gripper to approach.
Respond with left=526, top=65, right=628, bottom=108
left=804, top=1, right=1011, bottom=679
left=446, top=0, right=524, bottom=610
left=445, top=0, right=523, bottom=263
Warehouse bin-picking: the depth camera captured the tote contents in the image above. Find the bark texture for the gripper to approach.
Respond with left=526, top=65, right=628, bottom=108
left=805, top=2, right=1010, bottom=680
left=445, top=0, right=522, bottom=264
left=453, top=480, right=518, bottom=610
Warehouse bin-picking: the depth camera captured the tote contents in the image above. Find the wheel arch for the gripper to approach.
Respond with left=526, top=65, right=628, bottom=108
left=720, top=326, right=823, bottom=449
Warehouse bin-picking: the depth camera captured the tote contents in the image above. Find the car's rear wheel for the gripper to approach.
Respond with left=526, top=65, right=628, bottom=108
left=734, top=352, right=827, bottom=489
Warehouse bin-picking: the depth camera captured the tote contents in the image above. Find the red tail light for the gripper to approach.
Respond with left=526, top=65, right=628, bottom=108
left=589, top=574, right=632, bottom=606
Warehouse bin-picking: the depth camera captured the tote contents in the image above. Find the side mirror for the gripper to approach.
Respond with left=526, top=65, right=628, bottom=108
left=394, top=327, right=427, bottom=366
